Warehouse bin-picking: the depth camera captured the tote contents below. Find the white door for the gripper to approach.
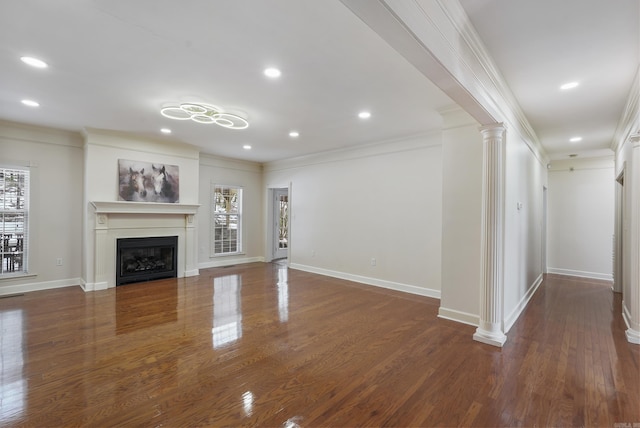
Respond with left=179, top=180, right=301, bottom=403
left=273, top=188, right=289, bottom=260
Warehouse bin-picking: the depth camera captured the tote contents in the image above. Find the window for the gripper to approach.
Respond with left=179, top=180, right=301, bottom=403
left=0, top=167, right=29, bottom=275
left=212, top=185, right=242, bottom=255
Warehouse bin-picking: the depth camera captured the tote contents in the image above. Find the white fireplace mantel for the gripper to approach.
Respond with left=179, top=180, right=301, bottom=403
left=91, top=201, right=200, bottom=215
left=85, top=201, right=201, bottom=291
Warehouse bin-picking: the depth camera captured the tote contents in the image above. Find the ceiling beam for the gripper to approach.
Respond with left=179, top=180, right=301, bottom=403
left=341, top=0, right=547, bottom=161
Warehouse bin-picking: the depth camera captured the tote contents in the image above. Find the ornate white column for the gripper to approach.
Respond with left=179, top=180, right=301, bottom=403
left=626, top=133, right=640, bottom=344
left=473, top=123, right=508, bottom=347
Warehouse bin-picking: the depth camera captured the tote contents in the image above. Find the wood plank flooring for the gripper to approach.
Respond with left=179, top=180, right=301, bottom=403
left=0, top=264, right=638, bottom=427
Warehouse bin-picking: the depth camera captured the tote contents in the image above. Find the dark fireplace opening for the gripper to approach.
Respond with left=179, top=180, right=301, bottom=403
left=116, top=236, right=178, bottom=286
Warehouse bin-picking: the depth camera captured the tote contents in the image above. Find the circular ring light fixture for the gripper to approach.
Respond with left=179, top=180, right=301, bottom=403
left=213, top=113, right=249, bottom=129
left=160, top=102, right=249, bottom=129
left=160, top=106, right=192, bottom=120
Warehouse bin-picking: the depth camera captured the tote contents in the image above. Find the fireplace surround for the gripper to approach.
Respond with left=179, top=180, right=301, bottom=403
left=116, top=235, right=178, bottom=285
left=85, top=201, right=199, bottom=291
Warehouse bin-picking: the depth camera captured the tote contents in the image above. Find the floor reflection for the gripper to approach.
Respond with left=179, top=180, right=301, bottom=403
left=0, top=309, right=25, bottom=424
left=212, top=275, right=242, bottom=348
left=242, top=390, right=254, bottom=417
left=277, top=267, right=289, bottom=323
left=115, top=281, right=178, bottom=334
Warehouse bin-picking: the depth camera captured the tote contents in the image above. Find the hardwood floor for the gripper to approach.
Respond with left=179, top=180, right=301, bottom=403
left=0, top=264, right=638, bottom=427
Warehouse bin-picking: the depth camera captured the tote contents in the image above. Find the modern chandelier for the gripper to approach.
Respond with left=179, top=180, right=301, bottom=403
left=160, top=103, right=249, bottom=130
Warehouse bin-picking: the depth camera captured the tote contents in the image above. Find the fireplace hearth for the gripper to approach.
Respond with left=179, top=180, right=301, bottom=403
left=116, top=236, right=178, bottom=286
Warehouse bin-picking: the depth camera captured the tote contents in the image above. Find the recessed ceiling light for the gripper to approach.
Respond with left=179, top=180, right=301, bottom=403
left=21, top=99, right=39, bottom=107
left=560, top=81, right=579, bottom=90
left=358, top=111, right=371, bottom=119
left=264, top=68, right=281, bottom=78
left=161, top=128, right=172, bottom=134
left=243, top=144, right=252, bottom=150
left=569, top=136, right=582, bottom=142
left=20, top=56, right=48, bottom=68
left=289, top=131, right=299, bottom=138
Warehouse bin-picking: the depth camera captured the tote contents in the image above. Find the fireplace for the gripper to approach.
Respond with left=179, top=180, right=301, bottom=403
left=88, top=201, right=199, bottom=291
left=116, top=236, right=178, bottom=286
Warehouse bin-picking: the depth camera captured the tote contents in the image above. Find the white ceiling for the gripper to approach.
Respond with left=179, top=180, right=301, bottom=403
left=460, top=0, right=639, bottom=159
left=1, top=1, right=638, bottom=162
left=0, top=0, right=453, bottom=162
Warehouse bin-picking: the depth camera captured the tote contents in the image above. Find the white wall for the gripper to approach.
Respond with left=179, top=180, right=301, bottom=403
left=547, top=157, right=615, bottom=281
left=615, top=136, right=639, bottom=339
left=82, top=130, right=200, bottom=287
left=0, top=120, right=84, bottom=295
left=612, top=64, right=639, bottom=343
left=264, top=135, right=443, bottom=297
left=439, top=110, right=483, bottom=325
left=437, top=109, right=548, bottom=331
left=83, top=130, right=200, bottom=204
left=198, top=154, right=264, bottom=268
left=503, top=131, right=547, bottom=331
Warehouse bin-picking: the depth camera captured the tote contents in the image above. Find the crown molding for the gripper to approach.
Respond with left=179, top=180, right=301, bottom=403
left=264, top=131, right=441, bottom=173
left=199, top=152, right=263, bottom=173
left=432, top=0, right=546, bottom=161
left=83, top=127, right=200, bottom=160
left=611, top=66, right=640, bottom=153
left=0, top=119, right=83, bottom=148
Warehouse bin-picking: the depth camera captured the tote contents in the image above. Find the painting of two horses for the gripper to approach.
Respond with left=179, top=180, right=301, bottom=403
left=118, top=160, right=179, bottom=203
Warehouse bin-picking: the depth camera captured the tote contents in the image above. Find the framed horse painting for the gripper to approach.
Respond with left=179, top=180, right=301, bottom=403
left=118, top=159, right=179, bottom=203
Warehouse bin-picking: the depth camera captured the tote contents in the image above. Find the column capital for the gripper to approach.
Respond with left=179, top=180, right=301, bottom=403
left=479, top=123, right=506, bottom=139
left=630, top=132, right=640, bottom=148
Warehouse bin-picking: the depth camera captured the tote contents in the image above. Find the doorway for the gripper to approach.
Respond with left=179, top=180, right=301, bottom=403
left=272, top=188, right=289, bottom=260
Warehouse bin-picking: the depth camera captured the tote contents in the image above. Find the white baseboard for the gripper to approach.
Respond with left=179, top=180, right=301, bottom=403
left=622, top=301, right=640, bottom=344
left=79, top=279, right=108, bottom=291
left=184, top=269, right=200, bottom=277
left=504, top=273, right=544, bottom=333
left=289, top=263, right=441, bottom=299
left=547, top=267, right=612, bottom=281
left=437, top=307, right=479, bottom=327
left=0, top=277, right=81, bottom=296
left=199, top=256, right=265, bottom=269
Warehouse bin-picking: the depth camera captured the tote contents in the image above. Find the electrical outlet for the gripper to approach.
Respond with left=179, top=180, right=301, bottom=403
left=56, top=258, right=63, bottom=266
left=370, top=258, right=376, bottom=266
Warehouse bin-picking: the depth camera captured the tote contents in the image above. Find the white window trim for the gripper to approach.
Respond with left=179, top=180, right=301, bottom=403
left=0, top=165, right=30, bottom=277
left=210, top=183, right=244, bottom=258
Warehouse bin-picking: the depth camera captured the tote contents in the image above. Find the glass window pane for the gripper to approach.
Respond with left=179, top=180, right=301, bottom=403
left=212, top=185, right=242, bottom=255
left=1, top=168, right=29, bottom=275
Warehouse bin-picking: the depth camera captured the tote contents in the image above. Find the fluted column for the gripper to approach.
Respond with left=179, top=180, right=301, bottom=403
left=627, top=133, right=640, bottom=344
left=473, top=123, right=508, bottom=347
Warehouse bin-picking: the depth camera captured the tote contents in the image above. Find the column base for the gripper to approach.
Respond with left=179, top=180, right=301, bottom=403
left=473, top=328, right=507, bottom=347
left=626, top=328, right=640, bottom=344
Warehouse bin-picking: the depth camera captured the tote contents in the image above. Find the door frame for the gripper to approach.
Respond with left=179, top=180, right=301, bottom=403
left=266, top=185, right=290, bottom=262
